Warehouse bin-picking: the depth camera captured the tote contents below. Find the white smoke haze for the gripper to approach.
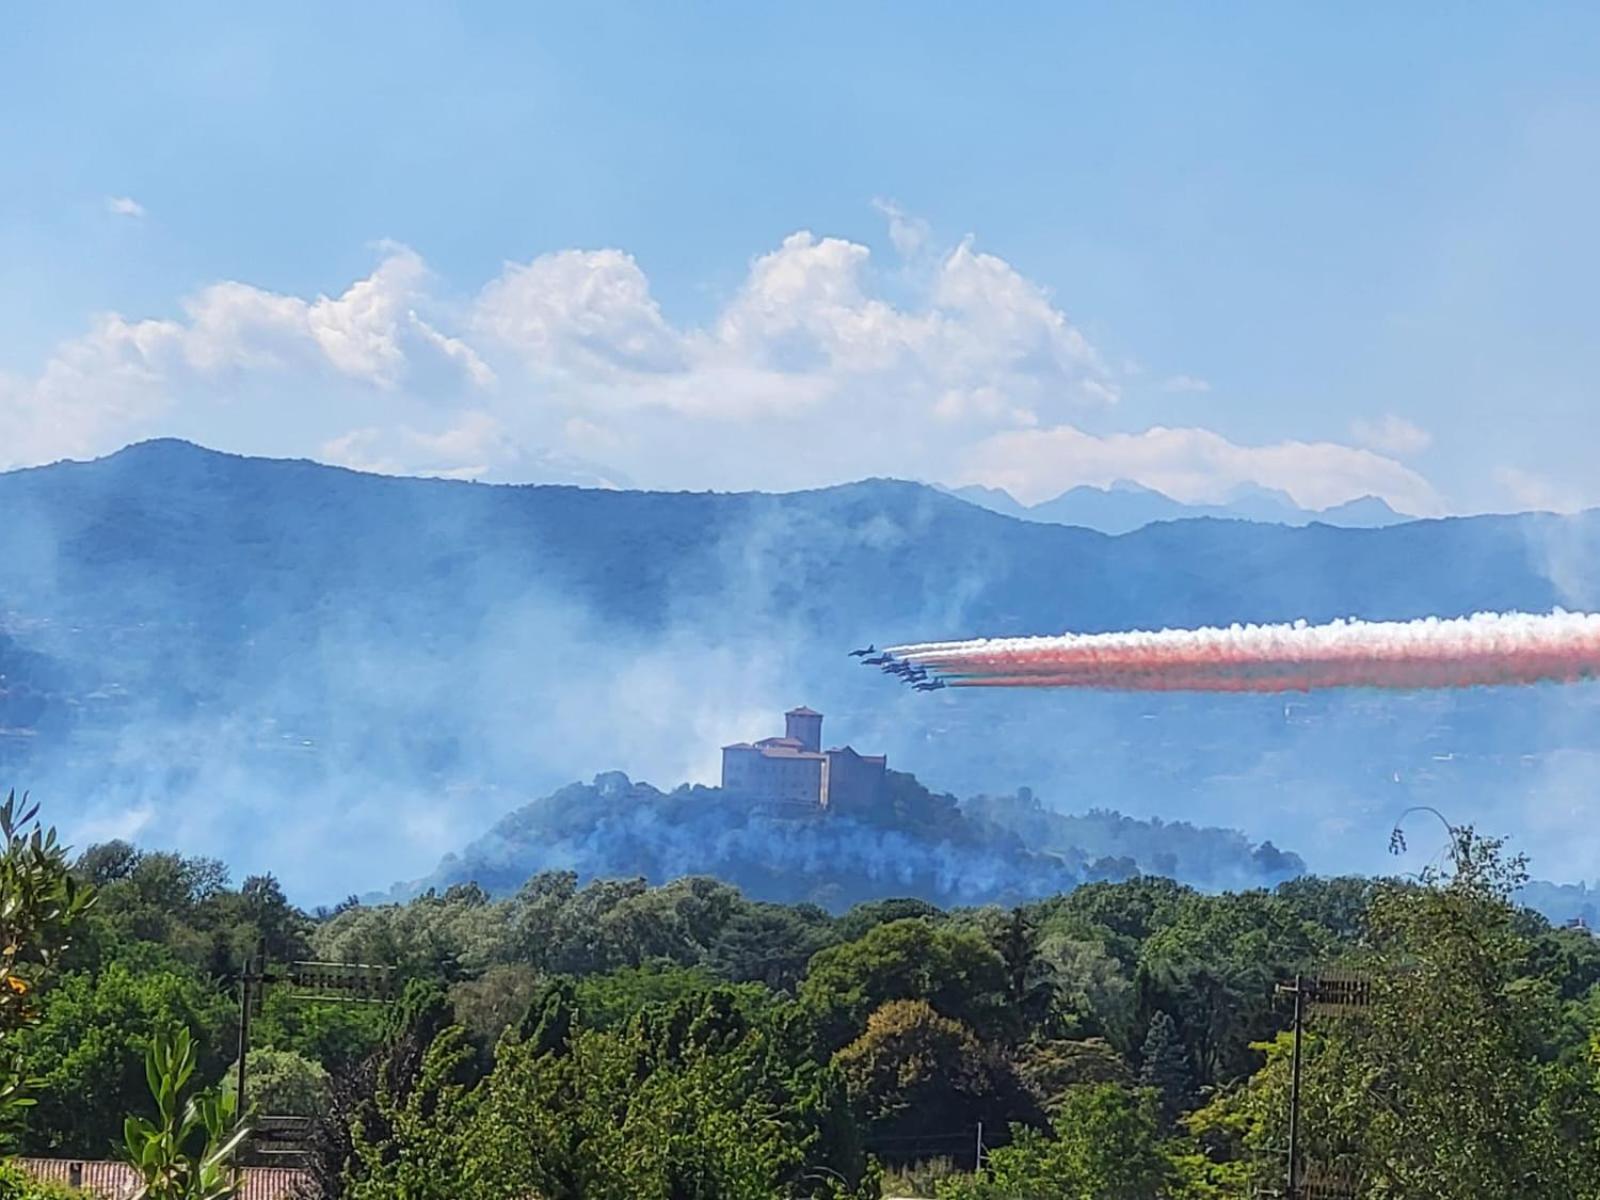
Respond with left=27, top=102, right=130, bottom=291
left=9, top=443, right=1600, bottom=908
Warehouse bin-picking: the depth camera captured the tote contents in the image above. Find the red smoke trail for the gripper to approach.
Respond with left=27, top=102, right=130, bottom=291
left=888, top=611, right=1600, bottom=693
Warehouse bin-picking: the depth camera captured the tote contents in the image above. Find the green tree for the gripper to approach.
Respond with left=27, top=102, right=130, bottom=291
left=992, top=907, right=1056, bottom=1038
left=0, top=792, right=95, bottom=1127
left=346, top=1026, right=476, bottom=1200
left=834, top=1000, right=1037, bottom=1152
left=249, top=989, right=385, bottom=1071
left=1188, top=828, right=1600, bottom=1198
left=15, top=956, right=232, bottom=1157
left=1343, top=828, right=1600, bottom=1197
left=300, top=978, right=476, bottom=1200
left=937, top=1084, right=1172, bottom=1200
left=1014, top=1038, right=1132, bottom=1112
left=223, top=1048, right=328, bottom=1118
left=800, top=919, right=1011, bottom=1049
left=1137, top=1010, right=1193, bottom=1126
left=470, top=988, right=875, bottom=1199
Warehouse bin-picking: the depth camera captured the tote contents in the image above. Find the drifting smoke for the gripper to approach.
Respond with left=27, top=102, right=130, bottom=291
left=889, top=610, right=1600, bottom=693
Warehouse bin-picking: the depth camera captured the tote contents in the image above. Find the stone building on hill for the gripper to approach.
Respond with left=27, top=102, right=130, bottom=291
left=720, top=707, right=886, bottom=810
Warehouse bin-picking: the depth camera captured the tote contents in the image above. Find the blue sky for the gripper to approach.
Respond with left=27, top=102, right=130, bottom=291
left=4, top=2, right=1600, bottom=513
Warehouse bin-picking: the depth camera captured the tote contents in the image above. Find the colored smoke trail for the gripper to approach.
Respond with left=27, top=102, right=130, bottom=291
left=887, top=611, right=1600, bottom=693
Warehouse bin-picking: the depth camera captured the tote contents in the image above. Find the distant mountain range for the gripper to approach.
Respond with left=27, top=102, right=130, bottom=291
left=3, top=439, right=1600, bottom=909
left=941, top=479, right=1410, bottom=534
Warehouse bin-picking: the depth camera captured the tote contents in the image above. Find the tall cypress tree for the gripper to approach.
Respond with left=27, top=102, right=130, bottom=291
left=1138, top=1009, right=1194, bottom=1125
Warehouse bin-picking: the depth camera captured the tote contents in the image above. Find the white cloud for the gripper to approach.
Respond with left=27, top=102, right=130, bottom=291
left=0, top=210, right=1451, bottom=511
left=469, top=226, right=1116, bottom=428
left=106, top=196, right=146, bottom=219
left=474, top=248, right=685, bottom=377
left=1160, top=374, right=1212, bottom=394
left=0, top=247, right=490, bottom=471
left=962, top=424, right=1444, bottom=515
left=1351, top=413, right=1432, bottom=457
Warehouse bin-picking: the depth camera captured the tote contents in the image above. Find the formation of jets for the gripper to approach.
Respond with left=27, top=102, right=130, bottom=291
left=850, top=646, right=948, bottom=691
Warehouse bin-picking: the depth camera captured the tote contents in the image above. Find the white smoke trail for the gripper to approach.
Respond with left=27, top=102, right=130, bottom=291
left=887, top=610, right=1600, bottom=693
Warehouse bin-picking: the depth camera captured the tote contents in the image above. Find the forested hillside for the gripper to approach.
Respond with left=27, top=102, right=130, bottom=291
left=8, top=800, right=1600, bottom=1198
left=406, top=770, right=1304, bottom=909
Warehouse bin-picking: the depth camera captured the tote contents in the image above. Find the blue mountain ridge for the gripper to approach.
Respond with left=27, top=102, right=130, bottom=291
left=942, top=480, right=1409, bottom=534
left=2, top=439, right=1598, bottom=909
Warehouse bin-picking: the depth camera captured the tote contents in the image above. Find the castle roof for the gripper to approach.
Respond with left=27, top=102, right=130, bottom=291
left=759, top=745, right=826, bottom=760
left=827, top=744, right=886, bottom=764
left=722, top=737, right=825, bottom=761
left=786, top=706, right=822, bottom=717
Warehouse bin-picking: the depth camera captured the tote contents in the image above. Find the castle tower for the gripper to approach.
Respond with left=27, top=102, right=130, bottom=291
left=785, top=706, right=823, bottom=753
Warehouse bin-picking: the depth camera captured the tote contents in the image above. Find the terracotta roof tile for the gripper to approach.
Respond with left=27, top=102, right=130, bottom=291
left=19, top=1160, right=310, bottom=1200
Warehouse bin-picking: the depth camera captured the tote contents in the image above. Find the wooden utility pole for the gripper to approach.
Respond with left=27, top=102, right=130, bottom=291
left=1287, top=974, right=1305, bottom=1200
left=1274, top=970, right=1372, bottom=1199
left=235, top=956, right=398, bottom=1166
left=235, top=945, right=263, bottom=1119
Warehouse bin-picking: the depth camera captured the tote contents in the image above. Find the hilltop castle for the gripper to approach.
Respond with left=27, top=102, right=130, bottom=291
left=721, top=707, right=887, bottom=810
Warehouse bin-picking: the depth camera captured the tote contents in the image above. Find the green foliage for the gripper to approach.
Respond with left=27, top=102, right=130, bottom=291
left=1014, top=1037, right=1132, bottom=1111
left=1337, top=828, right=1600, bottom=1197
left=574, top=963, right=770, bottom=1031
left=1185, top=829, right=1600, bottom=1198
left=800, top=918, right=1011, bottom=1049
left=991, top=908, right=1057, bottom=1038
left=121, top=1028, right=247, bottom=1200
left=468, top=988, right=876, bottom=1199
left=69, top=847, right=296, bottom=980
left=0, top=793, right=95, bottom=1128
left=313, top=886, right=504, bottom=981
left=936, top=1084, right=1172, bottom=1200
left=834, top=1000, right=1037, bottom=1152
left=249, top=989, right=385, bottom=1070
left=0, top=1160, right=85, bottom=1199
left=447, top=963, right=542, bottom=1057
left=880, top=1157, right=962, bottom=1199
left=1137, top=1010, right=1193, bottom=1125
left=13, top=823, right=1600, bottom=1200
left=345, top=1025, right=477, bottom=1200
left=15, top=956, right=233, bottom=1157
left=223, top=1047, right=328, bottom=1118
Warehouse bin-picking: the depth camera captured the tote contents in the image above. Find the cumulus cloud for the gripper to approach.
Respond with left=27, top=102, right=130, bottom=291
left=106, top=196, right=146, bottom=219
left=465, top=226, right=1116, bottom=434
left=0, top=247, right=491, bottom=471
left=473, top=248, right=685, bottom=377
left=1351, top=413, right=1432, bottom=457
left=962, top=424, right=1444, bottom=515
left=0, top=212, right=1447, bottom=511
